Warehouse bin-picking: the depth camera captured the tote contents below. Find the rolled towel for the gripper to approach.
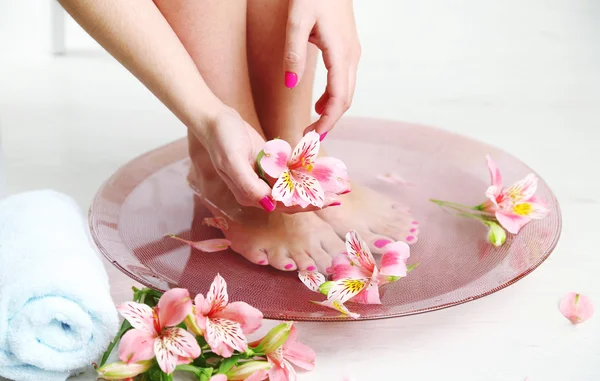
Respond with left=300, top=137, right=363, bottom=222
left=0, top=190, right=118, bottom=381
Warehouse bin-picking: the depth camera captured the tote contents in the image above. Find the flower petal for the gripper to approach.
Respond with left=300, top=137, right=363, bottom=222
left=331, top=253, right=371, bottom=281
left=157, top=288, right=193, bottom=328
left=207, top=274, right=229, bottom=314
left=486, top=155, right=503, bottom=188
left=559, top=292, right=594, bottom=324
left=202, top=217, right=229, bottom=231
left=283, top=330, right=315, bottom=371
left=484, top=185, right=502, bottom=208
left=351, top=283, right=382, bottom=305
left=298, top=271, right=326, bottom=292
left=245, top=369, right=270, bottom=381
left=206, top=318, right=248, bottom=357
left=313, top=299, right=360, bottom=319
left=345, top=230, right=376, bottom=273
left=167, top=235, right=231, bottom=253
left=290, top=171, right=325, bottom=208
left=154, top=335, right=179, bottom=374
left=261, top=139, right=292, bottom=178
left=495, top=210, right=531, bottom=234
left=289, top=131, right=320, bottom=168
left=118, top=329, right=156, bottom=364
left=210, top=375, right=228, bottom=381
left=508, top=173, right=538, bottom=201
left=161, top=327, right=201, bottom=359
left=268, top=362, right=293, bottom=381
left=272, top=170, right=296, bottom=206
left=117, top=302, right=156, bottom=334
left=527, top=196, right=550, bottom=219
left=327, top=278, right=370, bottom=303
left=311, top=157, right=350, bottom=194
left=214, top=301, right=264, bottom=334
left=379, top=241, right=410, bottom=279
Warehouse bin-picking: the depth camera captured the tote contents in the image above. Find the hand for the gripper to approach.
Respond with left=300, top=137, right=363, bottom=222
left=193, top=107, right=339, bottom=213
left=283, top=0, right=361, bottom=137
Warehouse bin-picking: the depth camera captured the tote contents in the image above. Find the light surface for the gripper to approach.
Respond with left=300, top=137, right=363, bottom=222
left=1, top=0, right=599, bottom=380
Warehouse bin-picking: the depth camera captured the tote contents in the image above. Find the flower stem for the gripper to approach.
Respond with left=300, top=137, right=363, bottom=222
left=429, top=199, right=477, bottom=210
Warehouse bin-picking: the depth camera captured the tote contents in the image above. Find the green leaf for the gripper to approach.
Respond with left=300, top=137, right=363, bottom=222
left=217, top=355, right=241, bottom=374
left=99, top=319, right=132, bottom=367
left=406, top=263, right=420, bottom=273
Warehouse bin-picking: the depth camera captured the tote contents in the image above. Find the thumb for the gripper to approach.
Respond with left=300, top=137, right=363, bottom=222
left=283, top=15, right=312, bottom=89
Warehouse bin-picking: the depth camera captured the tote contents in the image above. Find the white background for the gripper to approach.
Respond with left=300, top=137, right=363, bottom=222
left=1, top=1, right=599, bottom=380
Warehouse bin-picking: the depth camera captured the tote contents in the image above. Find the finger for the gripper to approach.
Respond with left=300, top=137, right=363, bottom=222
left=283, top=10, right=313, bottom=89
left=305, top=47, right=349, bottom=135
left=273, top=195, right=341, bottom=214
left=348, top=62, right=357, bottom=107
left=216, top=159, right=275, bottom=212
left=314, top=92, right=328, bottom=115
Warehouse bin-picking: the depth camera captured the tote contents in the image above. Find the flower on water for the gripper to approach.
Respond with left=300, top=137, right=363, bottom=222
left=482, top=155, right=549, bottom=234
left=259, top=131, right=349, bottom=208
left=485, top=221, right=507, bottom=247
left=203, top=217, right=229, bottom=231
left=188, top=274, right=263, bottom=357
left=117, top=288, right=201, bottom=374
left=559, top=292, right=594, bottom=324
left=97, top=360, right=153, bottom=380
left=252, top=323, right=315, bottom=381
left=226, top=361, right=272, bottom=381
left=167, top=234, right=232, bottom=253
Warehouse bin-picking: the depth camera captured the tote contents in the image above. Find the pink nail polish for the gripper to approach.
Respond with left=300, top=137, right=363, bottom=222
left=374, top=239, right=391, bottom=248
left=320, top=132, right=328, bottom=141
left=341, top=189, right=351, bottom=195
left=328, top=201, right=341, bottom=207
left=285, top=72, right=298, bottom=88
left=284, top=263, right=294, bottom=270
left=258, top=260, right=267, bottom=265
left=307, top=265, right=316, bottom=271
left=411, top=221, right=419, bottom=225
left=410, top=228, right=417, bottom=233
left=259, top=196, right=275, bottom=212
left=406, top=236, right=415, bottom=242
left=326, top=266, right=332, bottom=274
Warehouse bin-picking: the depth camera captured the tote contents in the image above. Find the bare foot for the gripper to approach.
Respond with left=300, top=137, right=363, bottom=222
left=187, top=135, right=345, bottom=272
left=315, top=183, right=420, bottom=254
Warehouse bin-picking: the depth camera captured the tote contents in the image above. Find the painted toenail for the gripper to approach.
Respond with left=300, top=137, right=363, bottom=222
left=326, top=266, right=332, bottom=274
left=341, top=189, right=351, bottom=195
left=411, top=221, right=419, bottom=225
left=307, top=266, right=316, bottom=271
left=258, top=260, right=267, bottom=265
left=406, top=235, right=415, bottom=241
left=285, top=263, right=294, bottom=270
left=410, top=228, right=417, bottom=233
left=374, top=239, right=391, bottom=248
left=259, top=196, right=276, bottom=212
left=328, top=201, right=341, bottom=207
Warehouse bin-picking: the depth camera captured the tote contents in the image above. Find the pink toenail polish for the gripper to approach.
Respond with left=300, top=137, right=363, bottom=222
left=258, top=260, right=267, bottom=265
left=307, top=266, right=316, bottom=271
left=406, top=235, right=415, bottom=241
left=259, top=196, right=275, bottom=212
left=326, top=266, right=332, bottom=273
left=341, top=189, right=351, bottom=195
left=285, top=72, right=298, bottom=88
left=328, top=201, right=341, bottom=207
left=374, top=239, right=391, bottom=248
left=285, top=263, right=294, bottom=270
left=320, top=132, right=328, bottom=141
left=411, top=221, right=419, bottom=225
left=410, top=228, right=417, bottom=233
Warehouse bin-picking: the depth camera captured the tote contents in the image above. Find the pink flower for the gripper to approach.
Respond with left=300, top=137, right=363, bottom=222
left=167, top=234, right=232, bottom=253
left=329, top=230, right=411, bottom=304
left=259, top=132, right=349, bottom=208
left=256, top=324, right=315, bottom=381
left=559, top=292, right=594, bottom=324
left=190, top=274, right=263, bottom=357
left=117, top=288, right=201, bottom=374
left=483, top=156, right=549, bottom=234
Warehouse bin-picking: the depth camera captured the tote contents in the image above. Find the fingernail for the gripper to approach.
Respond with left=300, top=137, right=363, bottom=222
left=374, top=239, right=391, bottom=248
left=259, top=196, right=275, bottom=212
left=328, top=201, right=341, bottom=207
left=319, top=132, right=328, bottom=141
left=341, top=189, right=351, bottom=195
left=406, top=236, right=415, bottom=242
left=307, top=266, right=317, bottom=271
left=285, top=72, right=298, bottom=88
left=285, top=263, right=294, bottom=270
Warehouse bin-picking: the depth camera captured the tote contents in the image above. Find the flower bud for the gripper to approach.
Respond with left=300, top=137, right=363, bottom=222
left=184, top=311, right=203, bottom=336
left=252, top=321, right=293, bottom=354
left=226, top=361, right=272, bottom=381
left=319, top=281, right=334, bottom=296
left=486, top=221, right=506, bottom=247
left=97, top=360, right=153, bottom=380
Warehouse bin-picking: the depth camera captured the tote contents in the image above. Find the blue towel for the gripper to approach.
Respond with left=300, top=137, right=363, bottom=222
left=0, top=190, right=118, bottom=381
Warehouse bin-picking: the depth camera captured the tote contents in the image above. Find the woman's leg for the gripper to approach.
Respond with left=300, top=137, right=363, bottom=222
left=246, top=0, right=420, bottom=252
left=153, top=0, right=343, bottom=272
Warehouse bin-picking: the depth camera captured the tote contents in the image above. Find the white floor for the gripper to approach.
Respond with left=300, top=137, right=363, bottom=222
left=1, top=1, right=599, bottom=380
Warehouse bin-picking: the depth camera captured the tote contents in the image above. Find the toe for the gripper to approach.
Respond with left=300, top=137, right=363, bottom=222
left=267, top=248, right=297, bottom=271
left=239, top=247, right=269, bottom=265
left=290, top=251, right=317, bottom=271
left=358, top=229, right=396, bottom=254
left=321, top=235, right=346, bottom=257
left=306, top=248, right=333, bottom=274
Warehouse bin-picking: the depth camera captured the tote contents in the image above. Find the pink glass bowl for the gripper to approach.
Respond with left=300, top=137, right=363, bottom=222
left=89, top=118, right=561, bottom=321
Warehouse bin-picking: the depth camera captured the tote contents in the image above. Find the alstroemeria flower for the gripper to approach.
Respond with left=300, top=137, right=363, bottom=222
left=168, top=234, right=232, bottom=253
left=559, top=292, right=594, bottom=324
left=259, top=131, right=349, bottom=208
left=189, top=274, right=263, bottom=357
left=254, top=324, right=315, bottom=381
left=482, top=156, right=549, bottom=234
left=117, top=288, right=201, bottom=374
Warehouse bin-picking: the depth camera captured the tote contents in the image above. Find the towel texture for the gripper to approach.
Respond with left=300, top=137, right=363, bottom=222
left=0, top=190, right=118, bottom=381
